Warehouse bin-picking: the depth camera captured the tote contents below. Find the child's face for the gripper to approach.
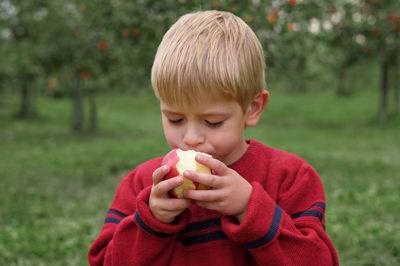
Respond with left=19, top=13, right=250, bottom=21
left=160, top=97, right=250, bottom=165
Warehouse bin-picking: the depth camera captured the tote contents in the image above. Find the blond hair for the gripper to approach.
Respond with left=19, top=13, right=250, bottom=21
left=151, top=10, right=266, bottom=111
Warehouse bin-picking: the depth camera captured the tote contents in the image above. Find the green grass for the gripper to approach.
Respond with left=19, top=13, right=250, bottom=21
left=1, top=89, right=399, bottom=265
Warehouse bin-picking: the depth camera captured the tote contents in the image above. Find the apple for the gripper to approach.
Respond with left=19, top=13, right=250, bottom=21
left=162, top=149, right=211, bottom=198
left=97, top=42, right=109, bottom=51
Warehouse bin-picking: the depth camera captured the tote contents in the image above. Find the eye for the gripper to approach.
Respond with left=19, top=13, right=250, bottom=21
left=205, top=120, right=223, bottom=128
left=168, top=118, right=183, bottom=125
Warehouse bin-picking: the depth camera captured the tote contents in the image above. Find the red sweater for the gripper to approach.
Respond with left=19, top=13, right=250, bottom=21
left=88, top=140, right=338, bottom=265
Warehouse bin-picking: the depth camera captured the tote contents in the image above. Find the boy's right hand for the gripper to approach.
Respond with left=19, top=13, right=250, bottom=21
left=149, top=165, right=192, bottom=223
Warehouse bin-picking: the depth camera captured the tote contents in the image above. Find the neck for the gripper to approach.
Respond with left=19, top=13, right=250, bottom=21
left=224, top=139, right=249, bottom=166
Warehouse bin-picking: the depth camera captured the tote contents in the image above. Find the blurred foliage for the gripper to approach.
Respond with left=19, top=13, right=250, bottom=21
left=1, top=89, right=400, bottom=265
left=0, top=0, right=399, bottom=123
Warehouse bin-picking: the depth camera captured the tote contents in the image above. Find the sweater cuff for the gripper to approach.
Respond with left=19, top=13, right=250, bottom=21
left=221, top=182, right=282, bottom=249
left=135, top=186, right=191, bottom=237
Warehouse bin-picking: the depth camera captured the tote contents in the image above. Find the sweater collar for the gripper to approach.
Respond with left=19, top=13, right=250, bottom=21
left=228, top=139, right=260, bottom=173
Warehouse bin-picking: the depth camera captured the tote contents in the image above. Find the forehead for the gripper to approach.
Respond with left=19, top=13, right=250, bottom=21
left=157, top=86, right=237, bottom=109
left=160, top=97, right=242, bottom=115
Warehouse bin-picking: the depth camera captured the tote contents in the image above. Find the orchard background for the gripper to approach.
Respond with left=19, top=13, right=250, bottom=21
left=0, top=0, right=399, bottom=265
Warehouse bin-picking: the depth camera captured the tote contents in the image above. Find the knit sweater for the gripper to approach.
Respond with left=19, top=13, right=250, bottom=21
left=88, top=139, right=339, bottom=265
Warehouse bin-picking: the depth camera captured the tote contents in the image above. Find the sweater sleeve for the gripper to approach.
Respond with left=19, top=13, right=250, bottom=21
left=220, top=164, right=339, bottom=266
left=88, top=170, right=191, bottom=265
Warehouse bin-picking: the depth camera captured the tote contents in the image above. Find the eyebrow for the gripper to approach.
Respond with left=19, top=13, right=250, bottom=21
left=161, top=109, right=230, bottom=117
left=161, top=110, right=181, bottom=115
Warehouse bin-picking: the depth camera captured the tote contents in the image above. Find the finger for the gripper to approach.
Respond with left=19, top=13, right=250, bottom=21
left=153, top=176, right=184, bottom=197
left=183, top=170, right=221, bottom=188
left=194, top=200, right=218, bottom=211
left=183, top=188, right=221, bottom=202
left=152, top=165, right=170, bottom=185
left=161, top=198, right=192, bottom=211
left=151, top=197, right=192, bottom=223
left=195, top=154, right=228, bottom=175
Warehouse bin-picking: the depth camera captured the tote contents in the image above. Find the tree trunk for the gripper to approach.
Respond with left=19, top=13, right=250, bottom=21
left=336, top=71, right=346, bottom=96
left=378, top=60, right=389, bottom=121
left=72, top=80, right=83, bottom=132
left=16, top=86, right=36, bottom=118
left=295, top=59, right=306, bottom=92
left=0, top=87, right=3, bottom=107
left=88, top=90, right=97, bottom=132
left=393, top=58, right=399, bottom=116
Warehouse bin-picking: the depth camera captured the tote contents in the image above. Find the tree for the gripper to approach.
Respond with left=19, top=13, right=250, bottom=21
left=362, top=0, right=400, bottom=120
left=319, top=0, right=400, bottom=119
left=39, top=0, right=118, bottom=132
left=220, top=0, right=333, bottom=92
left=1, top=0, right=47, bottom=118
left=3, top=0, right=398, bottom=129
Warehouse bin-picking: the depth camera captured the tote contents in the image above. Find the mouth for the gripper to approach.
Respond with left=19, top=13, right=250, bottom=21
left=179, top=148, right=213, bottom=157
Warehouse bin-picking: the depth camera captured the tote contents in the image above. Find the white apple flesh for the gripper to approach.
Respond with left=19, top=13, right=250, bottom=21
left=162, top=149, right=211, bottom=198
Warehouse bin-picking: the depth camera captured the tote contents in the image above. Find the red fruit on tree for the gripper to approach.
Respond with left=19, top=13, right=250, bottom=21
left=328, top=7, right=336, bottom=14
left=245, top=16, right=253, bottom=23
left=362, top=46, right=372, bottom=54
left=80, top=4, right=86, bottom=12
left=80, top=71, right=90, bottom=80
left=267, top=13, right=277, bottom=24
left=132, top=28, right=141, bottom=40
left=287, top=22, right=295, bottom=31
left=387, top=12, right=398, bottom=23
left=97, top=42, right=109, bottom=51
left=123, top=29, right=130, bottom=38
left=371, top=28, right=381, bottom=37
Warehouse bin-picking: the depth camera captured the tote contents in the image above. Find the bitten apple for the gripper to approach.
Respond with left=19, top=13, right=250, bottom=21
left=162, top=149, right=211, bottom=198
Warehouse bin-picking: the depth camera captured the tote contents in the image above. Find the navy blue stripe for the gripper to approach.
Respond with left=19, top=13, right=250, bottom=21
left=180, top=218, right=221, bottom=233
left=104, top=217, right=121, bottom=224
left=291, top=202, right=325, bottom=220
left=291, top=210, right=323, bottom=222
left=134, top=211, right=174, bottom=238
left=244, top=205, right=282, bottom=249
left=177, top=230, right=228, bottom=246
left=313, top=202, right=325, bottom=210
left=107, top=209, right=128, bottom=218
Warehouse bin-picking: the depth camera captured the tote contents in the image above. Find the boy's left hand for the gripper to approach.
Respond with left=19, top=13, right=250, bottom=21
left=183, top=154, right=252, bottom=223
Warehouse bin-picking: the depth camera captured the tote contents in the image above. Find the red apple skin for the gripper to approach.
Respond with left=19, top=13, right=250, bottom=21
left=162, top=149, right=180, bottom=181
left=161, top=149, right=210, bottom=198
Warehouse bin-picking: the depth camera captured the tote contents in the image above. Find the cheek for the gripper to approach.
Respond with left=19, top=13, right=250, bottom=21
left=162, top=124, right=180, bottom=146
left=210, top=128, right=243, bottom=152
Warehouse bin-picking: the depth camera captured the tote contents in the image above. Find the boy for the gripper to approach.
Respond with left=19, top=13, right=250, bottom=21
left=88, top=10, right=338, bottom=265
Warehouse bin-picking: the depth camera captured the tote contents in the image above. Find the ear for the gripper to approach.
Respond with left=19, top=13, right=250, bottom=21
left=245, top=90, right=269, bottom=127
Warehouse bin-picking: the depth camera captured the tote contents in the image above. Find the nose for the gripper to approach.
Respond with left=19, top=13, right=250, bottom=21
left=183, top=123, right=205, bottom=148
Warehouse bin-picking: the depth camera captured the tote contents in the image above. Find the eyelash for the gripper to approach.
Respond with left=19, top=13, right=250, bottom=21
left=167, top=119, right=223, bottom=128
left=205, top=120, right=223, bottom=128
left=168, top=119, right=183, bottom=124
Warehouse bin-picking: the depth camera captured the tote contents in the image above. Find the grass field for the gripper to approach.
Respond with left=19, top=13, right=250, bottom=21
left=1, top=88, right=399, bottom=265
